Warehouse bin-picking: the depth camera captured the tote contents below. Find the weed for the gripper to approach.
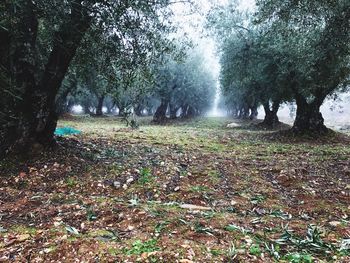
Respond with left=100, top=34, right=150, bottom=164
left=124, top=239, right=160, bottom=255
left=12, top=225, right=37, bottom=235
left=155, top=221, right=170, bottom=234
left=95, top=229, right=120, bottom=242
left=227, top=242, right=237, bottom=261
left=194, top=221, right=215, bottom=236
left=128, top=195, right=139, bottom=207
left=190, top=185, right=210, bottom=193
left=340, top=239, right=350, bottom=252
left=210, top=249, right=222, bottom=256
left=65, top=177, right=77, bottom=188
left=275, top=225, right=336, bottom=257
left=138, top=167, right=153, bottom=185
left=269, top=209, right=292, bottom=220
left=65, top=225, right=79, bottom=235
left=102, top=148, right=123, bottom=158
left=284, top=253, right=313, bottom=263
left=225, top=224, right=251, bottom=235
left=249, top=244, right=262, bottom=256
left=208, top=170, right=220, bottom=182
left=250, top=195, right=265, bottom=205
left=86, top=207, right=97, bottom=221
left=264, top=242, right=280, bottom=260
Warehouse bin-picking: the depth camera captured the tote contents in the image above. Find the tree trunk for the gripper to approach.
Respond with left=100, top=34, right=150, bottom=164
left=261, top=101, right=280, bottom=128
left=292, top=96, right=327, bottom=134
left=239, top=105, right=250, bottom=119
left=2, top=2, right=91, bottom=155
left=134, top=104, right=143, bottom=116
left=95, top=96, right=105, bottom=116
left=56, top=88, right=73, bottom=116
left=180, top=104, right=189, bottom=118
left=153, top=99, right=168, bottom=123
left=249, top=104, right=258, bottom=120
left=34, top=3, right=91, bottom=145
left=186, top=106, right=196, bottom=118
left=169, top=104, right=179, bottom=119
left=82, top=104, right=92, bottom=115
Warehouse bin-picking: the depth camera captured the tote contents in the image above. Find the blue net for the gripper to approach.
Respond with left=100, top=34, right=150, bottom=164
left=55, top=127, right=82, bottom=136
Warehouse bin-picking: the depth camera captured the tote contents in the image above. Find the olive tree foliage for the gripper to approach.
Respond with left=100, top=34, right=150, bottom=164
left=209, top=0, right=350, bottom=132
left=153, top=50, right=216, bottom=123
left=0, top=0, right=191, bottom=157
left=207, top=1, right=262, bottom=120
left=255, top=0, right=350, bottom=133
left=218, top=24, right=294, bottom=127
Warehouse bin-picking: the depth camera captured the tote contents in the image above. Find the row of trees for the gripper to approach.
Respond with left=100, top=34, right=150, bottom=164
left=55, top=49, right=215, bottom=121
left=209, top=0, right=350, bottom=132
left=0, top=0, right=215, bottom=157
left=152, top=52, right=216, bottom=122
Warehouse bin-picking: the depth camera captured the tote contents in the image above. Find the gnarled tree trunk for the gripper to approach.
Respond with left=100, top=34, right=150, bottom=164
left=292, top=95, right=327, bottom=134
left=249, top=104, right=258, bottom=120
left=1, top=2, right=91, bottom=156
left=169, top=103, right=179, bottom=119
left=261, top=101, right=280, bottom=128
left=95, top=95, right=105, bottom=116
left=153, top=99, right=168, bottom=123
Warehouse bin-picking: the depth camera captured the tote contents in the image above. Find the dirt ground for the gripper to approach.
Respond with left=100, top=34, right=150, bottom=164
left=0, top=116, right=349, bottom=262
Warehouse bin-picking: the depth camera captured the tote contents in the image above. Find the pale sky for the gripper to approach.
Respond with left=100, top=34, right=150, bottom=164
left=171, top=0, right=256, bottom=79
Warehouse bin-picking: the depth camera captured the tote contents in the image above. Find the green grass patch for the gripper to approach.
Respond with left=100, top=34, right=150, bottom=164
left=123, top=239, right=160, bottom=255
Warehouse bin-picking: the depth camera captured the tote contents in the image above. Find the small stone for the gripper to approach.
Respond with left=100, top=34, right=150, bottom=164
left=113, top=181, right=121, bottom=188
left=244, top=236, right=253, bottom=246
left=126, top=177, right=134, bottom=184
left=174, top=186, right=180, bottom=192
left=123, top=184, right=128, bottom=190
left=329, top=221, right=342, bottom=227
left=237, top=249, right=246, bottom=254
left=230, top=200, right=238, bottom=205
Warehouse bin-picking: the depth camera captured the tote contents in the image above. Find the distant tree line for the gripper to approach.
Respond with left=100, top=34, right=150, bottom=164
left=55, top=49, right=215, bottom=123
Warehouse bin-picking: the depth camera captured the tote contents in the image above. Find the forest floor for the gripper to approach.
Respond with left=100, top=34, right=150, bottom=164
left=1, top=116, right=350, bottom=262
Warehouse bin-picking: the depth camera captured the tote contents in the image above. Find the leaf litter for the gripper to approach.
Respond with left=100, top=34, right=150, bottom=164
left=0, top=116, right=349, bottom=262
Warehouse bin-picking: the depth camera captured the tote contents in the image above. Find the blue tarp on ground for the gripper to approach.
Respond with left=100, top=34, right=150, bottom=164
left=54, top=127, right=81, bottom=136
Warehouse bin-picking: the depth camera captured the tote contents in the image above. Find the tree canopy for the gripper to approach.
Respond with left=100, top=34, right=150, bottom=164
left=208, top=0, right=350, bottom=131
left=0, top=0, right=190, bottom=156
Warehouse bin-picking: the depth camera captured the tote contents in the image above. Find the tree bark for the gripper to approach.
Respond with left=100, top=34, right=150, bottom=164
left=292, top=95, right=327, bottom=134
left=153, top=99, right=168, bottom=123
left=261, top=101, right=280, bottom=128
left=186, top=106, right=196, bottom=118
left=169, top=103, right=179, bottom=119
left=95, top=95, right=105, bottom=116
left=249, top=104, right=258, bottom=120
left=239, top=105, right=250, bottom=119
left=1, top=0, right=39, bottom=156
left=6, top=2, right=91, bottom=153
left=134, top=104, right=143, bottom=116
